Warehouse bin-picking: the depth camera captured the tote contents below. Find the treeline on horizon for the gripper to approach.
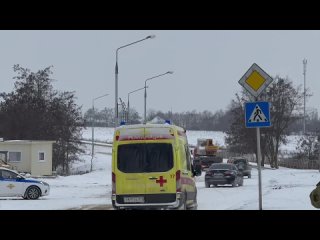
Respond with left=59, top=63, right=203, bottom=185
left=83, top=106, right=320, bottom=134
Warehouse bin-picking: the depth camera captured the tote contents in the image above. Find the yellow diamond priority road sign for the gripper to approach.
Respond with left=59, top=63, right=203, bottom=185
left=238, top=63, right=273, bottom=98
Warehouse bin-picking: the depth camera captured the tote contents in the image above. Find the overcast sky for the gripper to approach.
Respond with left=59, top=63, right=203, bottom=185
left=0, top=30, right=319, bottom=117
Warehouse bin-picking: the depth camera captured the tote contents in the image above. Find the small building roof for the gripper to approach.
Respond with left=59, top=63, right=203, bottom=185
left=0, top=140, right=55, bottom=145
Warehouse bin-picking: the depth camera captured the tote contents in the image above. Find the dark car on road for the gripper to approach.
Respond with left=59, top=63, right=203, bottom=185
left=227, top=157, right=252, bottom=178
left=205, top=163, right=243, bottom=188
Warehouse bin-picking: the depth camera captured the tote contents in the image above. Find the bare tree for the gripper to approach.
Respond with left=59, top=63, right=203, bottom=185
left=0, top=65, right=85, bottom=175
left=261, top=77, right=304, bottom=168
left=226, top=77, right=304, bottom=169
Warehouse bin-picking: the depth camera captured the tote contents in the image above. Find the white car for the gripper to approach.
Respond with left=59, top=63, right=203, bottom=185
left=0, top=167, right=50, bottom=199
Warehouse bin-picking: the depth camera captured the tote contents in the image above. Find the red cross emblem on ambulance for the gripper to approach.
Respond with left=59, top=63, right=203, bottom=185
left=156, top=176, right=167, bottom=187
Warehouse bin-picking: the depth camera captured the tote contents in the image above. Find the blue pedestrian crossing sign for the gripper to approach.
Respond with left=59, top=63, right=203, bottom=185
left=245, top=101, right=271, bottom=128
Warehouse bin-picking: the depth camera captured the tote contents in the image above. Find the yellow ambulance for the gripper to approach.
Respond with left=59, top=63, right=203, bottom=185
left=111, top=122, right=200, bottom=210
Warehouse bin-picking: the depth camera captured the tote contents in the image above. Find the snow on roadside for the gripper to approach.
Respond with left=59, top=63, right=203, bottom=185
left=196, top=164, right=319, bottom=210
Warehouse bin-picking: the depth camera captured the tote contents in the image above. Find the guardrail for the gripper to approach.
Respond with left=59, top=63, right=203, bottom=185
left=80, top=140, right=113, bottom=147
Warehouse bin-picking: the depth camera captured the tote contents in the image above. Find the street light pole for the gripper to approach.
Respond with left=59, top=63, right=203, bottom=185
left=114, top=35, right=155, bottom=128
left=91, top=93, right=109, bottom=172
left=303, top=59, right=307, bottom=135
left=144, top=71, right=173, bottom=124
left=127, top=87, right=146, bottom=124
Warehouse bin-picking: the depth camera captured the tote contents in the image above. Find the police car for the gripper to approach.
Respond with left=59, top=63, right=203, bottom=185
left=0, top=167, right=50, bottom=199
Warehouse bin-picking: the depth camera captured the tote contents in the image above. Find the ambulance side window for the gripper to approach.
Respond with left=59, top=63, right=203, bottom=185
left=180, top=144, right=187, bottom=170
left=185, top=145, right=191, bottom=171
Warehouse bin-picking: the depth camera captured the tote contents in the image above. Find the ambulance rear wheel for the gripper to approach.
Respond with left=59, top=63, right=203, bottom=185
left=187, top=193, right=198, bottom=210
left=178, top=193, right=187, bottom=210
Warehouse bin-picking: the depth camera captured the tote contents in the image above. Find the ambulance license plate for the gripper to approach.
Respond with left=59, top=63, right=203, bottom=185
left=123, top=196, right=145, bottom=203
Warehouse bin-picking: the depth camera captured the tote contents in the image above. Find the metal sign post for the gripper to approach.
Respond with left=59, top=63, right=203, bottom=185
left=239, top=63, right=273, bottom=210
left=245, top=101, right=270, bottom=210
left=256, top=126, right=263, bottom=210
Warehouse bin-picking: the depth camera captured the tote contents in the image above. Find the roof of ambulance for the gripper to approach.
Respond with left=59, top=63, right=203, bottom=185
left=116, top=123, right=185, bottom=131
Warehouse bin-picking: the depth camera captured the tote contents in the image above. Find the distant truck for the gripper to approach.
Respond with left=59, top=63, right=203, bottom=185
left=192, top=138, right=223, bottom=171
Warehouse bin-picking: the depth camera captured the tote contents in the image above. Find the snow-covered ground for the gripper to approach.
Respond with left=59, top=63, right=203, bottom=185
left=81, top=127, right=115, bottom=143
left=279, top=135, right=301, bottom=155
left=1, top=127, right=318, bottom=210
left=196, top=162, right=318, bottom=210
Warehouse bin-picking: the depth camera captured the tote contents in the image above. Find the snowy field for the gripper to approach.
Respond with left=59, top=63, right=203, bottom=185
left=1, top=127, right=319, bottom=210
left=81, top=127, right=227, bottom=147
left=81, top=127, right=115, bottom=143
left=81, top=127, right=299, bottom=152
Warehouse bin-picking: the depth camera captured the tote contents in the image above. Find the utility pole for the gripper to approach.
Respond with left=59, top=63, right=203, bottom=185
left=91, top=93, right=109, bottom=172
left=119, top=97, right=127, bottom=123
left=303, top=59, right=307, bottom=135
left=144, top=71, right=173, bottom=123
left=114, top=35, right=155, bottom=128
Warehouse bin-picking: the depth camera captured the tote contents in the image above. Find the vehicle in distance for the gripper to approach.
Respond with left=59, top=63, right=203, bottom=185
left=192, top=138, right=222, bottom=171
left=205, top=163, right=243, bottom=188
left=227, top=157, right=252, bottom=178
